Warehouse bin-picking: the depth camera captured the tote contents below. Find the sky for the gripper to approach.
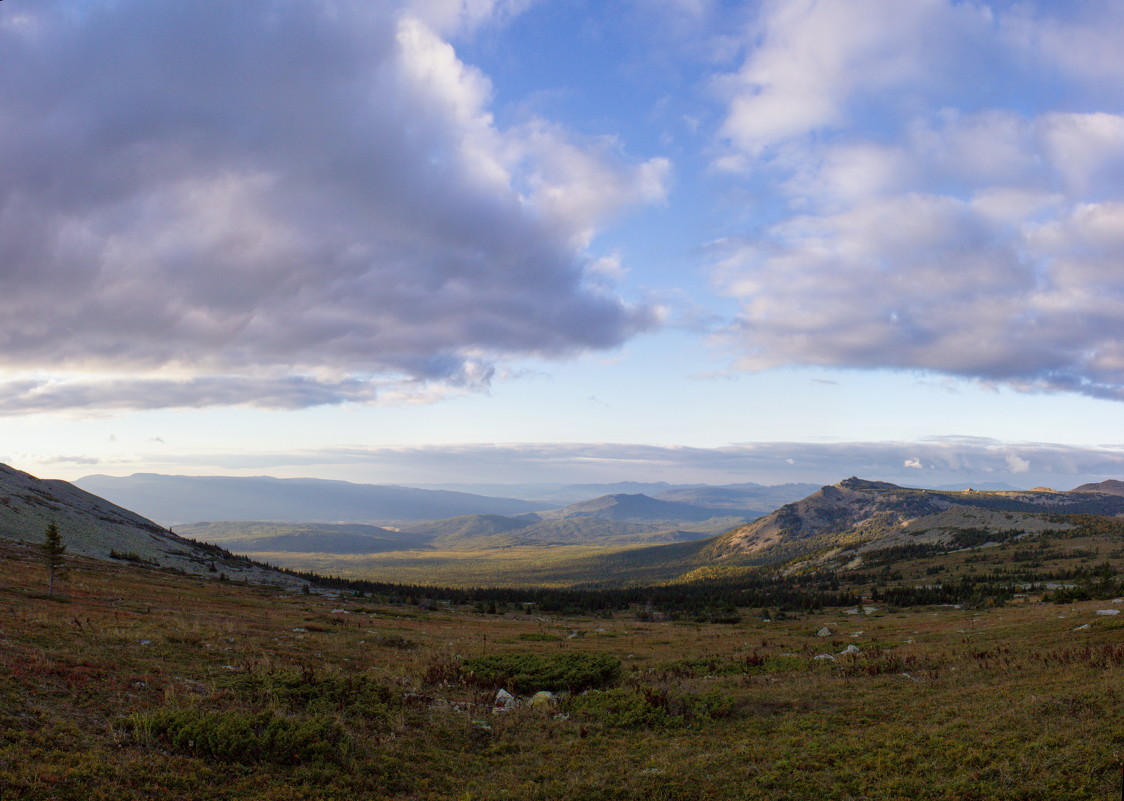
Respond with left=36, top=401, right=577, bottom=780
left=5, top=0, right=1124, bottom=490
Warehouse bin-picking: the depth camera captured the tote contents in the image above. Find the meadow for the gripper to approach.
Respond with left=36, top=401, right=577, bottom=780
left=2, top=536, right=1123, bottom=800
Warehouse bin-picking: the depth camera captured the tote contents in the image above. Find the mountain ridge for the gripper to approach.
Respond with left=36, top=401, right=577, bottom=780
left=706, top=476, right=1124, bottom=565
left=75, top=473, right=541, bottom=525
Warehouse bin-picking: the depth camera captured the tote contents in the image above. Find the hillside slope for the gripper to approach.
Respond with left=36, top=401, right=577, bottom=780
left=0, top=464, right=298, bottom=585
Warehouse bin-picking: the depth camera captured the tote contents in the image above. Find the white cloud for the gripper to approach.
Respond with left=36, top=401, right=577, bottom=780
left=0, top=1, right=666, bottom=413
left=711, top=1, right=1124, bottom=403
left=718, top=0, right=994, bottom=157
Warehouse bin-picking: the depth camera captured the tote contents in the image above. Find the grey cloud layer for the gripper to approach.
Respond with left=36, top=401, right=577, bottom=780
left=0, top=1, right=663, bottom=410
left=134, top=439, right=1124, bottom=489
left=714, top=2, right=1124, bottom=401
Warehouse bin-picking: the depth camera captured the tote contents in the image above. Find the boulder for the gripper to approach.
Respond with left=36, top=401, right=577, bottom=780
left=816, top=626, right=831, bottom=637
left=528, top=691, right=556, bottom=709
left=493, top=689, right=517, bottom=713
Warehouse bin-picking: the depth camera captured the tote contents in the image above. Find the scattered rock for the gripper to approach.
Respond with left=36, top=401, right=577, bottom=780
left=1073, top=624, right=1090, bottom=630
left=816, top=626, right=831, bottom=637
left=330, top=609, right=349, bottom=614
left=1095, top=609, right=1120, bottom=616
left=813, top=654, right=836, bottom=661
left=292, top=627, right=307, bottom=632
left=839, top=644, right=861, bottom=655
left=493, top=689, right=517, bottom=713
left=528, top=691, right=556, bottom=709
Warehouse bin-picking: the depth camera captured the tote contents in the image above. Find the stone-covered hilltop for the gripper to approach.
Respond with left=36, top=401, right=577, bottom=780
left=706, top=477, right=1124, bottom=564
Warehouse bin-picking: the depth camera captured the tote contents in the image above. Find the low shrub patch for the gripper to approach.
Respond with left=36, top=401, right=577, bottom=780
left=461, top=651, right=621, bottom=693
left=516, top=632, right=563, bottom=642
left=567, top=686, right=736, bottom=729
left=129, top=707, right=349, bottom=765
left=225, top=667, right=396, bottom=718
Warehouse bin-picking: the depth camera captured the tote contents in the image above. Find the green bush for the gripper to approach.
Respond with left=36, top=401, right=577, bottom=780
left=225, top=668, right=396, bottom=718
left=130, top=707, right=349, bottom=765
left=461, top=651, right=621, bottom=693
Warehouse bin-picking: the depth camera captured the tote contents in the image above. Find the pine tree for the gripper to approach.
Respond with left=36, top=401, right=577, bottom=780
left=41, top=522, right=66, bottom=596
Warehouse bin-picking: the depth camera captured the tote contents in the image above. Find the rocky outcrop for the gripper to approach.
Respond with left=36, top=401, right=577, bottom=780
left=705, top=476, right=1124, bottom=563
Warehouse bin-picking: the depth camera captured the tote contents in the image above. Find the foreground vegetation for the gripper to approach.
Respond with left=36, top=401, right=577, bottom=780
left=2, top=536, right=1124, bottom=800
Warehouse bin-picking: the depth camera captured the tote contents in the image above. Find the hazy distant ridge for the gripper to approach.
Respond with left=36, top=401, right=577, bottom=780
left=75, top=474, right=541, bottom=525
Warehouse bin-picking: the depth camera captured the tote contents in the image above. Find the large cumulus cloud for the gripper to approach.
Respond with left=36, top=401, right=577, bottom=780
left=713, top=0, right=1124, bottom=401
left=0, top=0, right=666, bottom=411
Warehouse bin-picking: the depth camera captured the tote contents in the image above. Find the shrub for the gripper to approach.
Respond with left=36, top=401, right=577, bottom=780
left=567, top=686, right=736, bottom=729
left=225, top=667, right=396, bottom=718
left=517, top=632, right=563, bottom=642
left=461, top=651, right=621, bottom=693
left=129, top=707, right=349, bottom=765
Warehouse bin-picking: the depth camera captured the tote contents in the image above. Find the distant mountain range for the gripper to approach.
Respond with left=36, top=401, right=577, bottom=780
left=400, top=481, right=821, bottom=509
left=74, top=474, right=542, bottom=525
left=6, top=463, right=1124, bottom=590
left=73, top=473, right=817, bottom=530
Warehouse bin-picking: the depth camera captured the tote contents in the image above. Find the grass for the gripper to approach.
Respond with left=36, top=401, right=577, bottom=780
left=1, top=536, right=1123, bottom=799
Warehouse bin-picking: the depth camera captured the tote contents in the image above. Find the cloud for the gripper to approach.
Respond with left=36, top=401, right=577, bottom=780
left=718, top=0, right=995, bottom=157
left=712, top=1, right=1124, bottom=403
left=97, top=438, right=1124, bottom=489
left=0, top=0, right=665, bottom=412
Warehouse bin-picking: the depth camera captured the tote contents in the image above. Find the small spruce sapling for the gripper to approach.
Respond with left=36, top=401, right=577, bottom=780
left=41, top=522, right=67, bottom=596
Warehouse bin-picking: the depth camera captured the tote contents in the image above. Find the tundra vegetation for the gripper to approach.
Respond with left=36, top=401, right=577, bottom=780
left=2, top=522, right=1124, bottom=801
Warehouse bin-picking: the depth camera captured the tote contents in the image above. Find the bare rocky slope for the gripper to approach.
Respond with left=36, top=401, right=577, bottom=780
left=706, top=477, right=1124, bottom=565
left=0, top=463, right=304, bottom=587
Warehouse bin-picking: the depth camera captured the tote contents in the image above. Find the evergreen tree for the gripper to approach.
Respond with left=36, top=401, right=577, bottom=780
left=41, top=522, right=66, bottom=596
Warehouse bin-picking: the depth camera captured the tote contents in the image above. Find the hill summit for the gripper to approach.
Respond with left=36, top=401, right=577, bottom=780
left=540, top=493, right=751, bottom=523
